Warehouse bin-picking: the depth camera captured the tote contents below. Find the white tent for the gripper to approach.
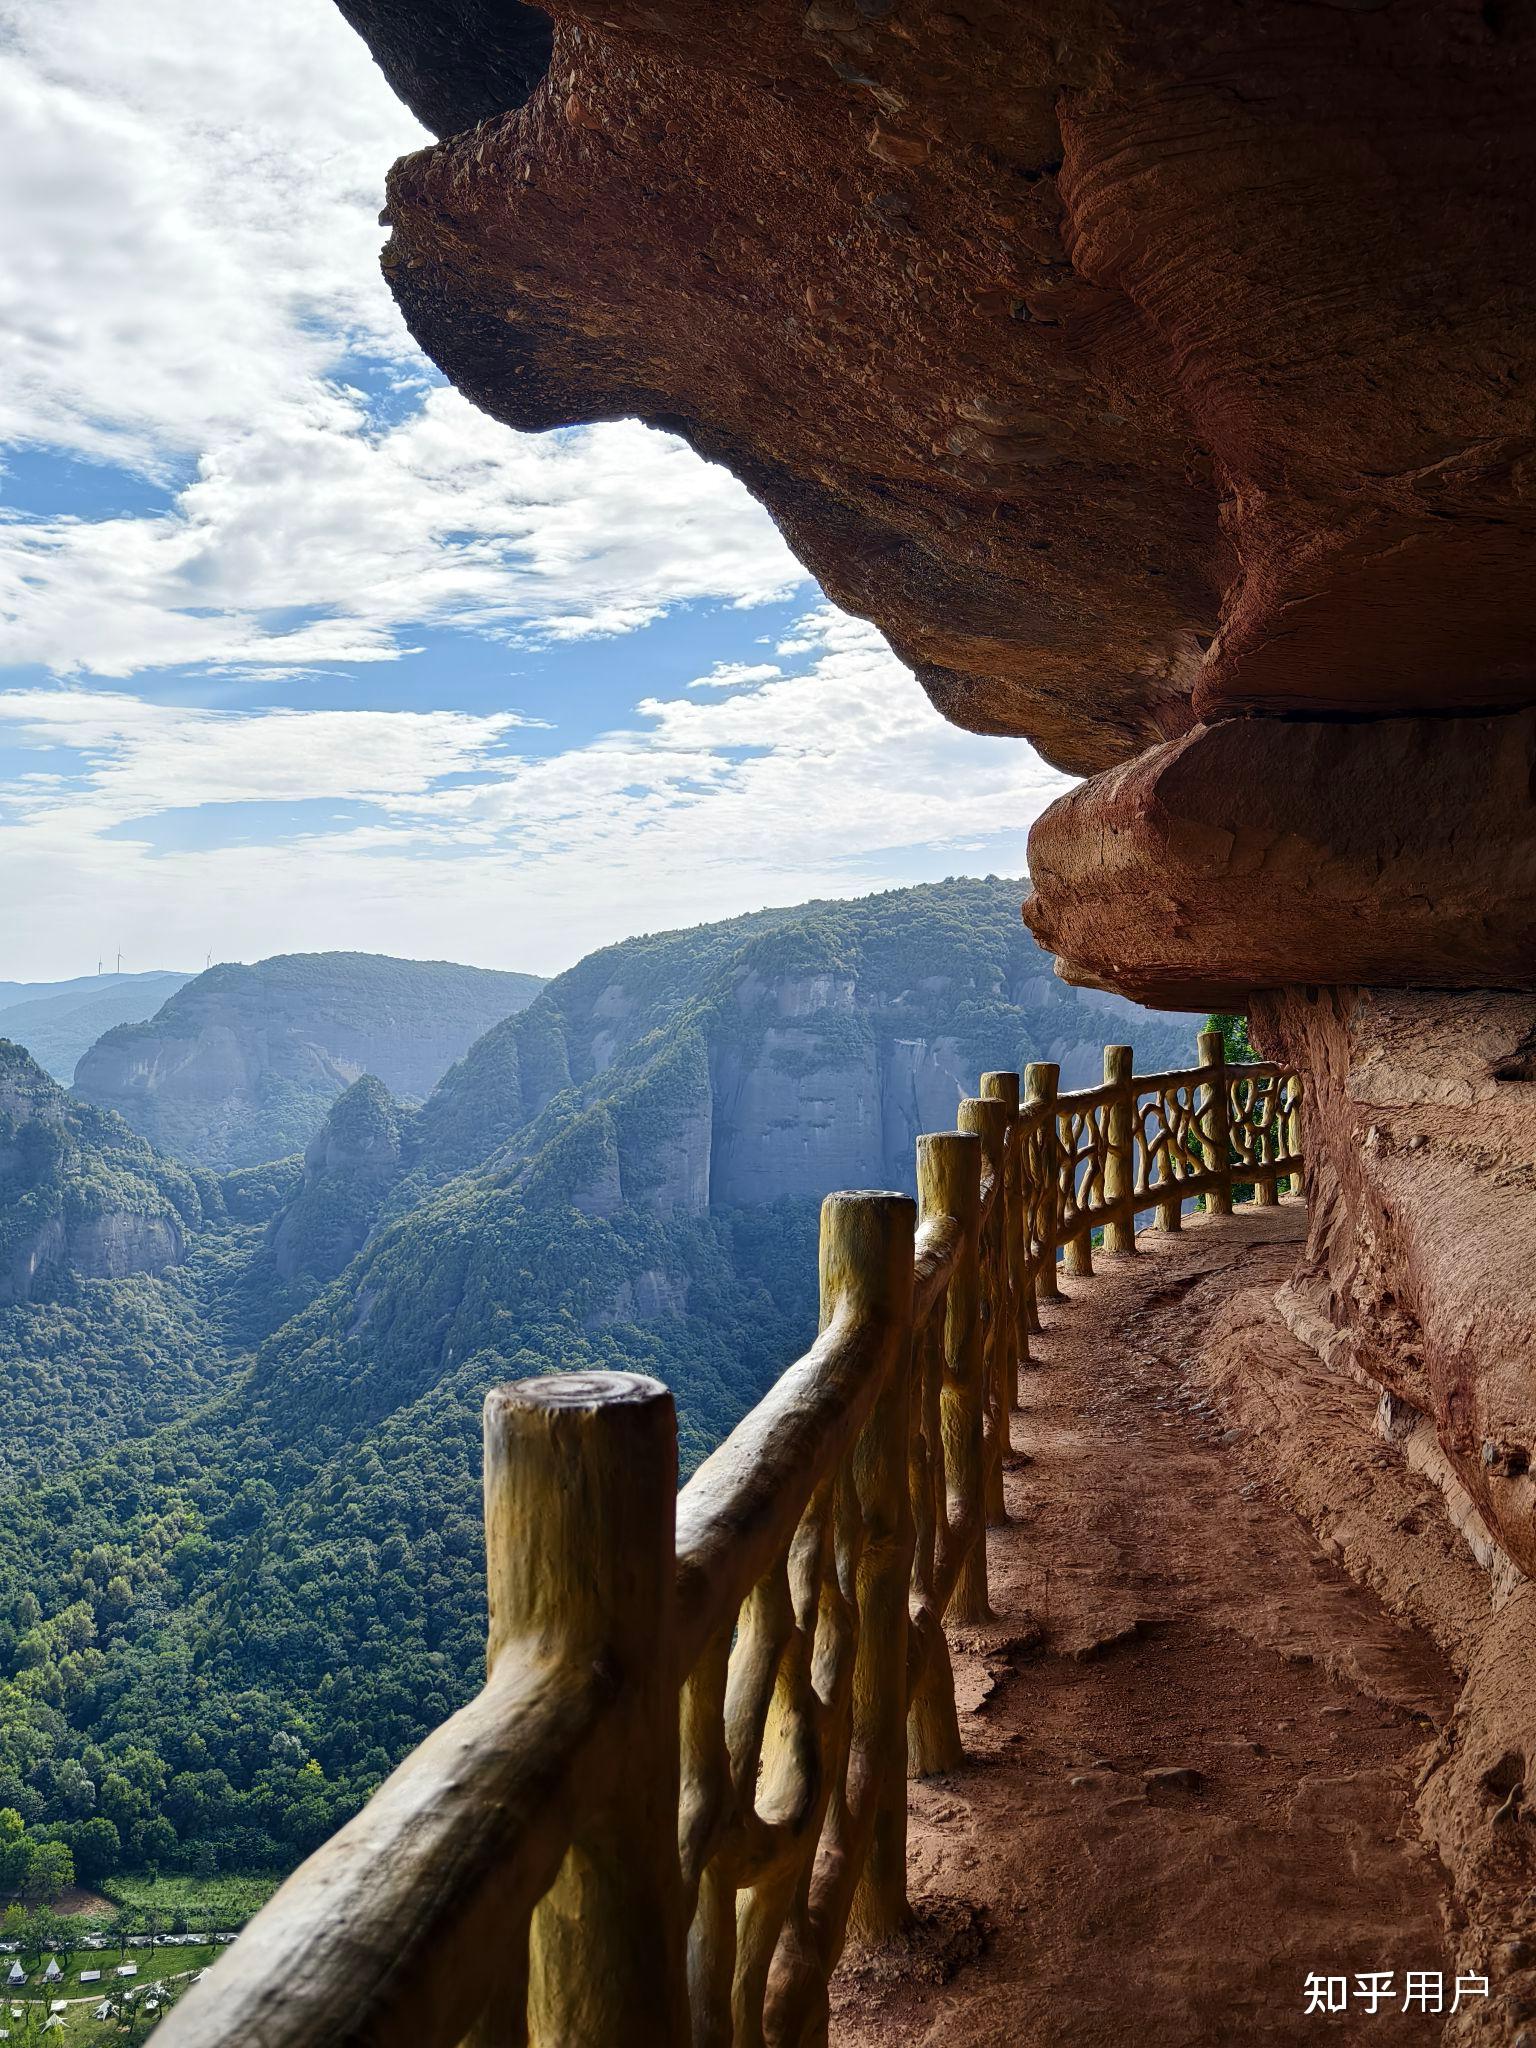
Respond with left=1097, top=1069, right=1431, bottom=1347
left=3, top=1967, right=20, bottom=1987
left=42, top=1960, right=62, bottom=1982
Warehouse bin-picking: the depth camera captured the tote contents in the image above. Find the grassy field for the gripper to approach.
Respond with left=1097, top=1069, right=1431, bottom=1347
left=95, top=1871, right=281, bottom=1925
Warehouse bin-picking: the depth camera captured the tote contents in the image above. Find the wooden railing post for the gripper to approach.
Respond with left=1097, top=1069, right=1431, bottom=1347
left=483, top=1374, right=688, bottom=2048
left=960, top=1096, right=1010, bottom=1529
left=1286, top=1086, right=1304, bottom=1198
left=919, top=1130, right=990, bottom=1625
left=1062, top=1166, right=1094, bottom=1280
left=1155, top=1070, right=1184, bottom=1235
left=821, top=1192, right=917, bottom=1945
left=981, top=1070, right=1028, bottom=1389
left=1024, top=1061, right=1061, bottom=1305
left=907, top=1151, right=965, bottom=1778
left=1198, top=1028, right=1234, bottom=1217
left=1102, top=1044, right=1136, bottom=1254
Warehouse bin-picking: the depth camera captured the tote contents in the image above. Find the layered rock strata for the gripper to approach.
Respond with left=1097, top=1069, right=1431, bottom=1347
left=1023, top=711, right=1536, bottom=1007
left=1251, top=986, right=1536, bottom=1584
left=0, top=1041, right=192, bottom=1304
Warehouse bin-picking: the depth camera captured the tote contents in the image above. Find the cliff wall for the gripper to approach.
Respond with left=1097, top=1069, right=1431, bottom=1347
left=1252, top=988, right=1536, bottom=1584
left=409, top=879, right=1191, bottom=1222
left=0, top=1041, right=195, bottom=1305
left=334, top=2, right=1536, bottom=1978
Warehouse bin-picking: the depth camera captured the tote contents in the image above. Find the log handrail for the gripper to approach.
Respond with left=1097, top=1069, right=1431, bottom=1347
left=155, top=1035, right=1302, bottom=2048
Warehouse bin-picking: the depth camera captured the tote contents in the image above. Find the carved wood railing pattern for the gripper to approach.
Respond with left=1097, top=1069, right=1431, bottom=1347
left=156, top=1032, right=1301, bottom=2048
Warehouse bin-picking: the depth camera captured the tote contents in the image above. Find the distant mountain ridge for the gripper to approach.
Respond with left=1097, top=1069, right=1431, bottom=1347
left=0, top=971, right=193, bottom=1084
left=257, top=881, right=1191, bottom=1295
left=401, top=877, right=1188, bottom=1207
left=73, top=952, right=546, bottom=1168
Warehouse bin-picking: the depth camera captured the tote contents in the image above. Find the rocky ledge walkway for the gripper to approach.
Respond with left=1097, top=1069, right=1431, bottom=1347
left=831, top=1207, right=1461, bottom=2048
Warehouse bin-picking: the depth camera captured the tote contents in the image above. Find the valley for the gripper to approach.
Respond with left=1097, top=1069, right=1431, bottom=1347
left=0, top=880, right=1191, bottom=1907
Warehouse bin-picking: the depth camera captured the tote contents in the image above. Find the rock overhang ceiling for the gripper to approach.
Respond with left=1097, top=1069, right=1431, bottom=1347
left=340, top=0, right=1536, bottom=999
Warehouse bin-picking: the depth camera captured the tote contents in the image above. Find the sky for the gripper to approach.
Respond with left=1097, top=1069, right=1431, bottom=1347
left=0, top=0, right=1072, bottom=984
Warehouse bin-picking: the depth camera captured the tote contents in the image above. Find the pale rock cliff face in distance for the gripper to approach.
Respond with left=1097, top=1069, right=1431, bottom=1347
left=0, top=1040, right=196, bottom=1304
left=407, top=877, right=1193, bottom=1232
left=705, top=963, right=1163, bottom=1210
left=72, top=953, right=545, bottom=1170
left=245, top=881, right=1193, bottom=1355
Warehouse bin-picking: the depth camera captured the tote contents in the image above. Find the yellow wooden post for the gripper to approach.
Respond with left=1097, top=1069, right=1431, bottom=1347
left=906, top=1240, right=962, bottom=1777
left=678, top=1635, right=733, bottom=2046
left=1285, top=1083, right=1304, bottom=1198
left=483, top=1373, right=689, bottom=2048
left=920, top=1130, right=990, bottom=1624
left=1198, top=1028, right=1233, bottom=1217
left=1024, top=1061, right=1061, bottom=1309
left=821, top=1192, right=917, bottom=1943
left=1062, top=1161, right=1094, bottom=1280
left=960, top=1096, right=1009, bottom=1529
left=981, top=1070, right=1028, bottom=1389
left=1101, top=1044, right=1136, bottom=1254
left=1155, top=1076, right=1184, bottom=1235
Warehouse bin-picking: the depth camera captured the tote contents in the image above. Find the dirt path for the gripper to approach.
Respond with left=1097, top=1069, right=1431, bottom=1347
left=832, top=1208, right=1461, bottom=2048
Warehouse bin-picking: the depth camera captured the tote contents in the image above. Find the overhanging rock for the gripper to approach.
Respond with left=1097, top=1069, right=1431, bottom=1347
left=1023, top=712, right=1536, bottom=1011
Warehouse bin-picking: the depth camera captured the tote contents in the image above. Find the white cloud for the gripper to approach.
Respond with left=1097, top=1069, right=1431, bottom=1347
left=688, top=661, right=784, bottom=690
left=0, top=0, right=414, bottom=469
left=0, top=404, right=805, bottom=676
left=0, top=690, right=530, bottom=832
left=0, top=0, right=803, bottom=675
left=0, top=611, right=1072, bottom=977
left=0, top=2, right=1074, bottom=986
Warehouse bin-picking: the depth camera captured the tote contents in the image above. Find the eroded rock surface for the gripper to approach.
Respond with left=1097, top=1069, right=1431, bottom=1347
left=1023, top=712, right=1536, bottom=1008
left=353, top=0, right=1536, bottom=775
left=0, top=1040, right=194, bottom=1303
left=1252, top=986, right=1536, bottom=1583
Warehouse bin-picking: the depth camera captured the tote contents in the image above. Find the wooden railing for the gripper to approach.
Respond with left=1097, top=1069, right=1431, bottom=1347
left=155, top=1033, right=1301, bottom=2048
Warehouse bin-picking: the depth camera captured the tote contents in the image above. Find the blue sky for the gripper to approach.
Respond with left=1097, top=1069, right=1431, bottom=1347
left=0, top=0, right=1070, bottom=982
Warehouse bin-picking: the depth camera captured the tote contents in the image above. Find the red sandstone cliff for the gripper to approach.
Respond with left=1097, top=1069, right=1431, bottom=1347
left=334, top=0, right=1536, bottom=2016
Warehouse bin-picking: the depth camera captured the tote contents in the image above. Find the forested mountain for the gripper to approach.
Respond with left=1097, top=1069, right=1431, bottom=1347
left=73, top=953, right=546, bottom=1168
left=0, top=881, right=1198, bottom=1896
left=0, top=972, right=192, bottom=1084
left=0, top=1042, right=225, bottom=1523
